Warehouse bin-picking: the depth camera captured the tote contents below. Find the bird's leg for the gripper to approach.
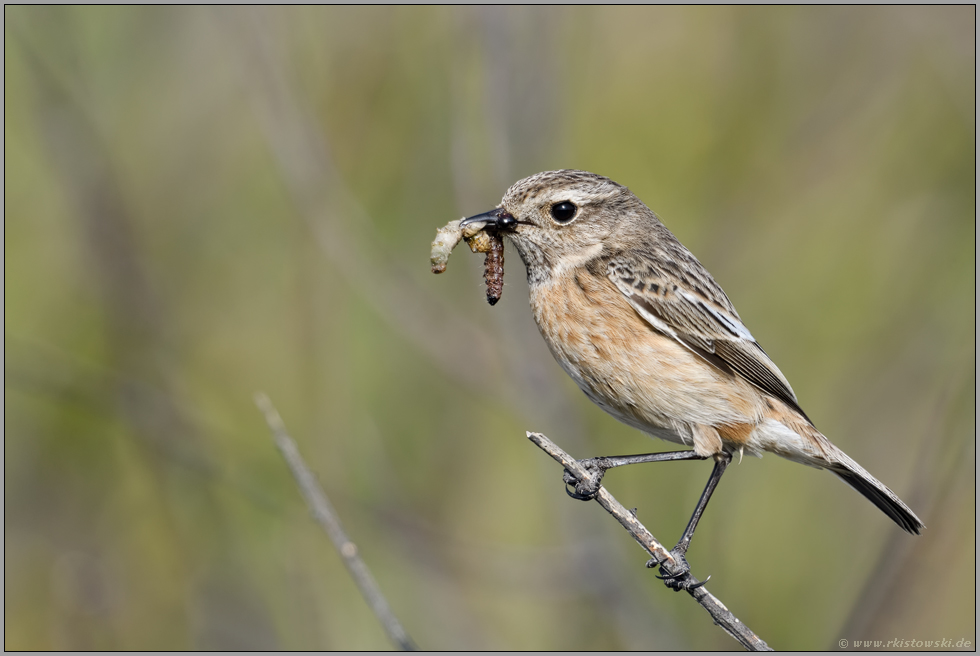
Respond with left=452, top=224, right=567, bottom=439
left=656, top=452, right=732, bottom=591
left=562, top=449, right=732, bottom=591
left=563, top=451, right=706, bottom=500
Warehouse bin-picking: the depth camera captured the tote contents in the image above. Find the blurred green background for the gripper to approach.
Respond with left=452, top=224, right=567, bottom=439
left=4, top=6, right=975, bottom=650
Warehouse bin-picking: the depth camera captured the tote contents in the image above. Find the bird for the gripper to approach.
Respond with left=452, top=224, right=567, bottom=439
left=460, top=169, right=923, bottom=588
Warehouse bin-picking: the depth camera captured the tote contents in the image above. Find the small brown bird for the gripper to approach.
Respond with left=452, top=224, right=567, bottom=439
left=462, top=170, right=923, bottom=587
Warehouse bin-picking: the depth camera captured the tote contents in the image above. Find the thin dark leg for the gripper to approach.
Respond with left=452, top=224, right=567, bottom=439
left=564, top=450, right=706, bottom=500
left=587, top=451, right=708, bottom=470
left=674, top=452, right=732, bottom=556
left=653, top=452, right=733, bottom=591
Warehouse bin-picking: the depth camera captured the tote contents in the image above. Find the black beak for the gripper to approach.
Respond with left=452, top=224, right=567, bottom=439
left=461, top=208, right=518, bottom=230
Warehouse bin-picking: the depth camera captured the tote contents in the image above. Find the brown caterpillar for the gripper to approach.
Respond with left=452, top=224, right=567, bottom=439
left=483, top=230, right=504, bottom=305
left=431, top=218, right=504, bottom=305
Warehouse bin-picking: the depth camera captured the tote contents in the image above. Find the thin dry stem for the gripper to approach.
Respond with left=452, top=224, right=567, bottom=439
left=527, top=431, right=772, bottom=652
left=256, top=393, right=416, bottom=651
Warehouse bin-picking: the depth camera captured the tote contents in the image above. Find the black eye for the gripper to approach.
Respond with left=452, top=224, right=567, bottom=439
left=551, top=201, right=577, bottom=223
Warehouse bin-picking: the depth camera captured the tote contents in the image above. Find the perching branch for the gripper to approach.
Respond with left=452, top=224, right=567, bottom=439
left=527, top=431, right=772, bottom=652
left=255, top=393, right=417, bottom=651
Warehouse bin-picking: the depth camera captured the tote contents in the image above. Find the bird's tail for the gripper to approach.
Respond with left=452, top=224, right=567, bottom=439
left=827, top=453, right=924, bottom=535
left=762, top=402, right=924, bottom=534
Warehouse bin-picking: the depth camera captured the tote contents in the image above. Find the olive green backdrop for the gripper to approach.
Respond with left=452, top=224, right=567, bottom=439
left=5, top=6, right=975, bottom=650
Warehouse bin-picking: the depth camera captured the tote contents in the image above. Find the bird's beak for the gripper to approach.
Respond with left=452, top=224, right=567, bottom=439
left=461, top=207, right=518, bottom=230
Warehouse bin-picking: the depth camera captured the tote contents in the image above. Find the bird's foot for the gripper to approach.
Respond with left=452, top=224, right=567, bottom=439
left=562, top=457, right=613, bottom=500
left=647, top=550, right=709, bottom=592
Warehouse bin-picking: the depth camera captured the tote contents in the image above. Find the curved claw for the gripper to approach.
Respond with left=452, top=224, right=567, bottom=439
left=655, top=550, right=701, bottom=591
left=657, top=570, right=710, bottom=592
left=564, top=482, right=597, bottom=501
left=562, top=466, right=603, bottom=500
left=660, top=573, right=692, bottom=592
left=687, top=575, right=711, bottom=590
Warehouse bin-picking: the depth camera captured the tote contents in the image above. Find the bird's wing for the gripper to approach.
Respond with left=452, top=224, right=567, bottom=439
left=607, top=254, right=810, bottom=422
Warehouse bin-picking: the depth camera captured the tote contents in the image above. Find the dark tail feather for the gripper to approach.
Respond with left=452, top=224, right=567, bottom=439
left=832, top=463, right=924, bottom=535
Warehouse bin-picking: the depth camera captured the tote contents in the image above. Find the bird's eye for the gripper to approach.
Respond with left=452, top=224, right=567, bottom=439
left=550, top=201, right=577, bottom=224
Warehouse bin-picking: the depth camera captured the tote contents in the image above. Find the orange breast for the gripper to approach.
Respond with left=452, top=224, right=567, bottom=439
left=528, top=270, right=766, bottom=435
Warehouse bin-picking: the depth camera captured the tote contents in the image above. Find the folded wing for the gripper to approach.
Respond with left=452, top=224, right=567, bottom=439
left=607, top=254, right=811, bottom=424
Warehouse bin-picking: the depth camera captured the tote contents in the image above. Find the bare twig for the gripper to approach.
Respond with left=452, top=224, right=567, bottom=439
left=255, top=393, right=417, bottom=651
left=527, top=431, right=772, bottom=652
